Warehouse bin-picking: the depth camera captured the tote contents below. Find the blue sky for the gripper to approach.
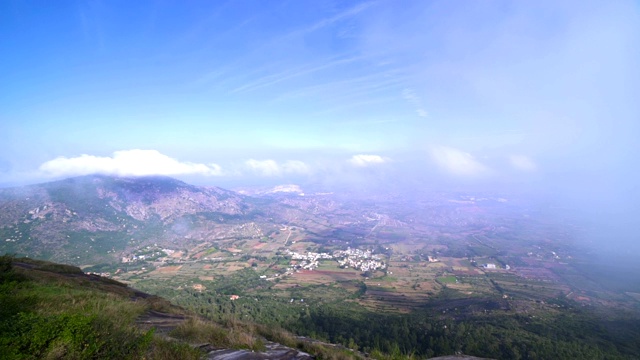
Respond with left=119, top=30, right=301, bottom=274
left=1, top=0, right=638, bottom=203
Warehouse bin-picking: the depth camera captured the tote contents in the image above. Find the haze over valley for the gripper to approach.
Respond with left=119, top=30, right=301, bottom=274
left=1, top=0, right=639, bottom=358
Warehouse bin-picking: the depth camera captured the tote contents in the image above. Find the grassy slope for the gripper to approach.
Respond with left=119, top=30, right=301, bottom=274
left=0, top=255, right=202, bottom=360
left=0, top=256, right=363, bottom=360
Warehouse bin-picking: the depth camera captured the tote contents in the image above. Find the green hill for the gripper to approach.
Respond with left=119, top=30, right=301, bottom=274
left=0, top=175, right=277, bottom=265
left=0, top=255, right=202, bottom=359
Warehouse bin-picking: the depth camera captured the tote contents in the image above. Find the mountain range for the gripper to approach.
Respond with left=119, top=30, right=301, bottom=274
left=0, top=175, right=291, bottom=265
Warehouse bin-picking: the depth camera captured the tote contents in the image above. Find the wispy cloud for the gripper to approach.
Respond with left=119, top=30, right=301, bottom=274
left=313, top=96, right=398, bottom=115
left=280, top=1, right=378, bottom=41
left=349, top=154, right=388, bottom=167
left=245, top=159, right=310, bottom=176
left=429, top=146, right=487, bottom=176
left=199, top=2, right=377, bottom=92
left=39, top=150, right=223, bottom=177
left=275, top=70, right=408, bottom=107
left=402, top=88, right=428, bottom=118
left=231, top=56, right=361, bottom=94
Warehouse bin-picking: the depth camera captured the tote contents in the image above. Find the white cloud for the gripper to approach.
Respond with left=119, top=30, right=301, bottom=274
left=509, top=155, right=537, bottom=172
left=39, top=149, right=223, bottom=177
left=349, top=154, right=387, bottom=167
left=245, top=159, right=310, bottom=176
left=429, top=146, right=487, bottom=176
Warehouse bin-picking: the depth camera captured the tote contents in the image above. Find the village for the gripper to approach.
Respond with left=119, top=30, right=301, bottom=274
left=286, top=247, right=386, bottom=273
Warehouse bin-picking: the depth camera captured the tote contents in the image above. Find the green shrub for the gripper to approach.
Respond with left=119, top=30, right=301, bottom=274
left=36, top=263, right=83, bottom=274
left=0, top=312, right=154, bottom=359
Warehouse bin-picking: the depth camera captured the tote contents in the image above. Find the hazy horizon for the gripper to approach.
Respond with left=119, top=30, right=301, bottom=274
left=2, top=0, right=639, bottom=256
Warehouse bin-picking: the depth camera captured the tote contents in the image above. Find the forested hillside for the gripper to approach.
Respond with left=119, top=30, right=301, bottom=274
left=138, top=267, right=640, bottom=359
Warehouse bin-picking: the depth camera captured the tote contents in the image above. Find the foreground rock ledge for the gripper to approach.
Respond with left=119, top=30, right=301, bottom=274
left=207, top=341, right=313, bottom=360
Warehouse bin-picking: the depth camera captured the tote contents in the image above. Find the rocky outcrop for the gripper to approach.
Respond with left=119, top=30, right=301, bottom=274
left=207, top=343, right=313, bottom=360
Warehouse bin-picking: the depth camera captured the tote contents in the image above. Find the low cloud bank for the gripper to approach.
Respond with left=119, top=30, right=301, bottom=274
left=349, top=154, right=387, bottom=167
left=39, top=149, right=223, bottom=177
left=245, top=159, right=310, bottom=176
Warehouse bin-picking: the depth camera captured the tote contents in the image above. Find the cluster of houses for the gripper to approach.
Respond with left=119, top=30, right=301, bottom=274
left=288, top=250, right=333, bottom=261
left=285, top=247, right=386, bottom=273
left=121, top=247, right=176, bottom=264
left=121, top=254, right=146, bottom=263
left=336, top=255, right=386, bottom=272
left=286, top=250, right=333, bottom=271
left=482, top=263, right=510, bottom=270
left=333, top=248, right=386, bottom=272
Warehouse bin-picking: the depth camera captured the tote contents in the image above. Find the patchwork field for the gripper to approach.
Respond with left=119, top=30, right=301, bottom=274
left=103, top=191, right=639, bottom=325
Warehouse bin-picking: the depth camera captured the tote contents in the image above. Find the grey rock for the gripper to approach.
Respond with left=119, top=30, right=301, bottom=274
left=208, top=341, right=313, bottom=359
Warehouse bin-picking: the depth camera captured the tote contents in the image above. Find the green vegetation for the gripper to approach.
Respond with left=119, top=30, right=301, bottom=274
left=202, top=247, right=218, bottom=256
left=0, top=255, right=203, bottom=360
left=436, top=275, right=457, bottom=284
left=137, top=267, right=640, bottom=359
left=0, top=256, right=170, bottom=359
left=283, top=300, right=640, bottom=359
left=0, top=257, right=198, bottom=359
left=4, top=176, right=640, bottom=359
left=0, top=255, right=367, bottom=359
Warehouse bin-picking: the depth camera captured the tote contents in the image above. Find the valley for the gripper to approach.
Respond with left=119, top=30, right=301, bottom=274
left=1, top=175, right=639, bottom=358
